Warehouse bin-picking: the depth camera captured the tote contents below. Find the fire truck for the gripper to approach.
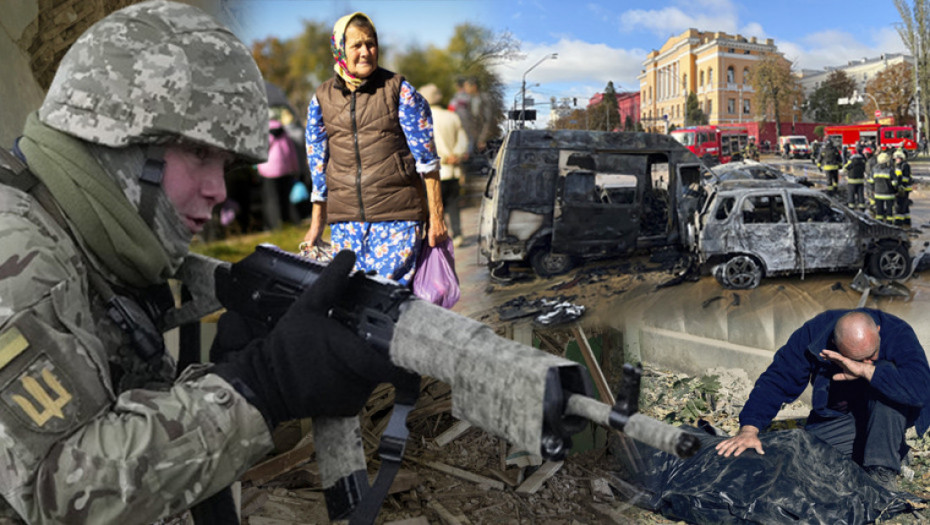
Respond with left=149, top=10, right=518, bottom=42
left=670, top=125, right=748, bottom=165
left=822, top=123, right=918, bottom=157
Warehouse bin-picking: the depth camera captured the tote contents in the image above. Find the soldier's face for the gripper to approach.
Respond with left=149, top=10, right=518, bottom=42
left=345, top=25, right=377, bottom=79
left=162, top=144, right=231, bottom=234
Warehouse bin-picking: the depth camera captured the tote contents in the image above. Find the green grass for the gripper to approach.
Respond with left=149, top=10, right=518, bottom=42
left=189, top=223, right=313, bottom=263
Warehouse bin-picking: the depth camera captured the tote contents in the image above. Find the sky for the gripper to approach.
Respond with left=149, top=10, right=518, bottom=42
left=229, top=0, right=911, bottom=115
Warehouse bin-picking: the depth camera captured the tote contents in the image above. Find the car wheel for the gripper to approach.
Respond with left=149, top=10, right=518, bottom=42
left=529, top=247, right=574, bottom=277
left=714, top=255, right=763, bottom=289
left=868, top=243, right=911, bottom=280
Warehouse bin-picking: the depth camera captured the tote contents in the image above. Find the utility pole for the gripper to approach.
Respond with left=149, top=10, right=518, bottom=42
left=521, top=53, right=558, bottom=129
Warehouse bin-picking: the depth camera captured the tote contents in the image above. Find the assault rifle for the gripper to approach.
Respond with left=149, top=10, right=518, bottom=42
left=215, top=244, right=699, bottom=523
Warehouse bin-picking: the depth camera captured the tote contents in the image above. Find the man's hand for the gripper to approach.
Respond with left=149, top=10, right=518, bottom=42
left=715, top=426, right=764, bottom=457
left=820, top=349, right=875, bottom=381
left=428, top=217, right=448, bottom=247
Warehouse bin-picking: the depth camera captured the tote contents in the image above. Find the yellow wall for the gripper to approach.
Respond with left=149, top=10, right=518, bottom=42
left=639, top=29, right=783, bottom=132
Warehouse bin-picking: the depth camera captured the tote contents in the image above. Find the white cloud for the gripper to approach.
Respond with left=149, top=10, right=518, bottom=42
left=494, top=38, right=646, bottom=90
left=619, top=0, right=740, bottom=37
left=777, top=28, right=910, bottom=71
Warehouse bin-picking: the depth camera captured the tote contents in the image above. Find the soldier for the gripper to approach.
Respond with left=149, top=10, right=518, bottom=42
left=868, top=152, right=899, bottom=224
left=0, top=1, right=404, bottom=522
left=819, top=140, right=841, bottom=194
left=842, top=149, right=867, bottom=211
left=893, top=149, right=913, bottom=227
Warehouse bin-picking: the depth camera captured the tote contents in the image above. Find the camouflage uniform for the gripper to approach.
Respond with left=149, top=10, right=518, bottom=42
left=0, top=2, right=274, bottom=523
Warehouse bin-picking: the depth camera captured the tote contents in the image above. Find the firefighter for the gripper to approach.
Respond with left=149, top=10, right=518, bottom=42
left=744, top=138, right=760, bottom=161
left=863, top=147, right=876, bottom=212
left=842, top=148, right=867, bottom=211
left=868, top=151, right=898, bottom=224
left=819, top=140, right=841, bottom=193
left=893, top=149, right=912, bottom=227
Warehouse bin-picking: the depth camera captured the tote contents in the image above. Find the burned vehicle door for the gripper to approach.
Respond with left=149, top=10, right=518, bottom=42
left=551, top=167, right=640, bottom=256
left=733, top=191, right=797, bottom=272
left=790, top=193, right=858, bottom=270
left=676, top=163, right=705, bottom=246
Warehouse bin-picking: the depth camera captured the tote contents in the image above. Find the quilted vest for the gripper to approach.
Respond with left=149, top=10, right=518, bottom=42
left=316, top=68, right=424, bottom=223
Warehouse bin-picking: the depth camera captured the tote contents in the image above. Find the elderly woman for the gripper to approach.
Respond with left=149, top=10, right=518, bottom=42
left=301, top=12, right=446, bottom=284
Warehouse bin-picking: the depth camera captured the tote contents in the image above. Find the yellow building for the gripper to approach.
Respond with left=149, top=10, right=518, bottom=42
left=639, top=29, right=780, bottom=132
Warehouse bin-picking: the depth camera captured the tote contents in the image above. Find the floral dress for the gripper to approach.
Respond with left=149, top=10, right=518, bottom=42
left=305, top=80, right=439, bottom=284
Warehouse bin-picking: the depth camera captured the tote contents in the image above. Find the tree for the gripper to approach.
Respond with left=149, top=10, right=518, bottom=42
left=894, top=0, right=929, bottom=137
left=395, top=23, right=519, bottom=140
left=806, top=70, right=861, bottom=123
left=251, top=20, right=332, bottom=112
left=863, top=62, right=916, bottom=124
left=750, top=53, right=802, bottom=136
left=684, top=91, right=708, bottom=126
left=624, top=114, right=635, bottom=131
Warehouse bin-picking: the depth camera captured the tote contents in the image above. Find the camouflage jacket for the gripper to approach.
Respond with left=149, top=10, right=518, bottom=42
left=0, top=183, right=273, bottom=524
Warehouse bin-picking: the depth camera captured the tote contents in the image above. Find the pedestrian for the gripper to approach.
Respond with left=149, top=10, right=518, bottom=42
left=819, top=140, right=841, bottom=194
left=842, top=149, right=867, bottom=211
left=893, top=149, right=912, bottom=227
left=0, top=2, right=406, bottom=522
left=256, top=119, right=300, bottom=230
left=716, top=309, right=930, bottom=490
left=420, top=83, right=468, bottom=247
left=868, top=151, right=898, bottom=224
left=301, top=12, right=447, bottom=283
left=463, top=77, right=495, bottom=155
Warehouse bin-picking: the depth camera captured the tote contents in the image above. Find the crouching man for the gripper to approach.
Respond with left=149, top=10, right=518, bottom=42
left=716, top=309, right=930, bottom=490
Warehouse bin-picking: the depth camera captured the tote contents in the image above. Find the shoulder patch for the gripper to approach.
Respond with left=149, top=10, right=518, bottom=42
left=0, top=326, right=29, bottom=370
left=2, top=356, right=77, bottom=433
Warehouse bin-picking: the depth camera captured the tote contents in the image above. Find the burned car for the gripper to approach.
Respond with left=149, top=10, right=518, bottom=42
left=478, top=129, right=705, bottom=278
left=693, top=179, right=911, bottom=289
left=708, top=160, right=811, bottom=186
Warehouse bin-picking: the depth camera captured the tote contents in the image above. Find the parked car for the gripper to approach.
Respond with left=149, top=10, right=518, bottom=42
left=478, top=129, right=706, bottom=278
left=707, top=160, right=811, bottom=186
left=692, top=179, right=911, bottom=289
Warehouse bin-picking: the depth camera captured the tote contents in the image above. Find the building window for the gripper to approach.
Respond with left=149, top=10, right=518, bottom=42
left=700, top=70, right=705, bottom=85
left=683, top=74, right=688, bottom=90
left=744, top=50, right=750, bottom=55
left=706, top=100, right=712, bottom=115
left=708, top=68, right=714, bottom=86
left=729, top=48, right=735, bottom=53
left=727, top=66, right=735, bottom=83
left=743, top=67, right=750, bottom=84
left=743, top=99, right=751, bottom=114
left=728, top=98, right=736, bottom=114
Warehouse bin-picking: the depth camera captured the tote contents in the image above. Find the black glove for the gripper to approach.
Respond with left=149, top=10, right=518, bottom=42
left=212, top=250, right=414, bottom=427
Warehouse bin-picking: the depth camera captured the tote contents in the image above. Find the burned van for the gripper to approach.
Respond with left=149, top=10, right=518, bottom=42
left=478, top=129, right=705, bottom=277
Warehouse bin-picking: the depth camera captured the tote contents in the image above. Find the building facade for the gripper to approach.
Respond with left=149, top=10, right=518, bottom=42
left=799, top=53, right=915, bottom=96
left=638, top=29, right=782, bottom=132
left=586, top=91, right=641, bottom=129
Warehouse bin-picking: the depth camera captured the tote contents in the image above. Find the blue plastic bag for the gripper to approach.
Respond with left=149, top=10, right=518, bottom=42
left=412, top=238, right=460, bottom=309
left=289, top=181, right=310, bottom=204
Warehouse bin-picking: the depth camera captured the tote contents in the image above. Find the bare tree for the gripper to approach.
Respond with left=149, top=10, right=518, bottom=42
left=894, top=0, right=930, bottom=137
left=750, top=53, right=802, bottom=136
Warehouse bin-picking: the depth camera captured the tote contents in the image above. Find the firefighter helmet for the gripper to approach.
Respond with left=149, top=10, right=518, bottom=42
left=877, top=152, right=892, bottom=165
left=893, top=149, right=907, bottom=160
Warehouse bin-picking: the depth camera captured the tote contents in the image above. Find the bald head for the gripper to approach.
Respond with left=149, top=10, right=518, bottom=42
left=833, top=311, right=881, bottom=362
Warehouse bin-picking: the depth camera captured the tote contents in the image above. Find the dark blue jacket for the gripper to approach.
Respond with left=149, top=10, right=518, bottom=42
left=740, top=309, right=930, bottom=435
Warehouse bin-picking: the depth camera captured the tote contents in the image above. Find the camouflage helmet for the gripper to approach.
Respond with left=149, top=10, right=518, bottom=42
left=39, top=0, right=268, bottom=163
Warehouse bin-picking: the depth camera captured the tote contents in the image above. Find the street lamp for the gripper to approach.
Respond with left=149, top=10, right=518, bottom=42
left=521, top=53, right=558, bottom=129
left=855, top=90, right=881, bottom=123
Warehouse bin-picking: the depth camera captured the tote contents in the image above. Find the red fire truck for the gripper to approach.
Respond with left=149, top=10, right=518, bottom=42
left=670, top=125, right=748, bottom=164
left=822, top=123, right=918, bottom=157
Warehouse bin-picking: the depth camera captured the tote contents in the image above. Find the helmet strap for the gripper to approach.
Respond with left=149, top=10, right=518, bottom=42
left=139, top=145, right=165, bottom=226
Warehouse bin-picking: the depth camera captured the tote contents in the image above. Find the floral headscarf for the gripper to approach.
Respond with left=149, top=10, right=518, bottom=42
left=331, top=11, right=377, bottom=89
